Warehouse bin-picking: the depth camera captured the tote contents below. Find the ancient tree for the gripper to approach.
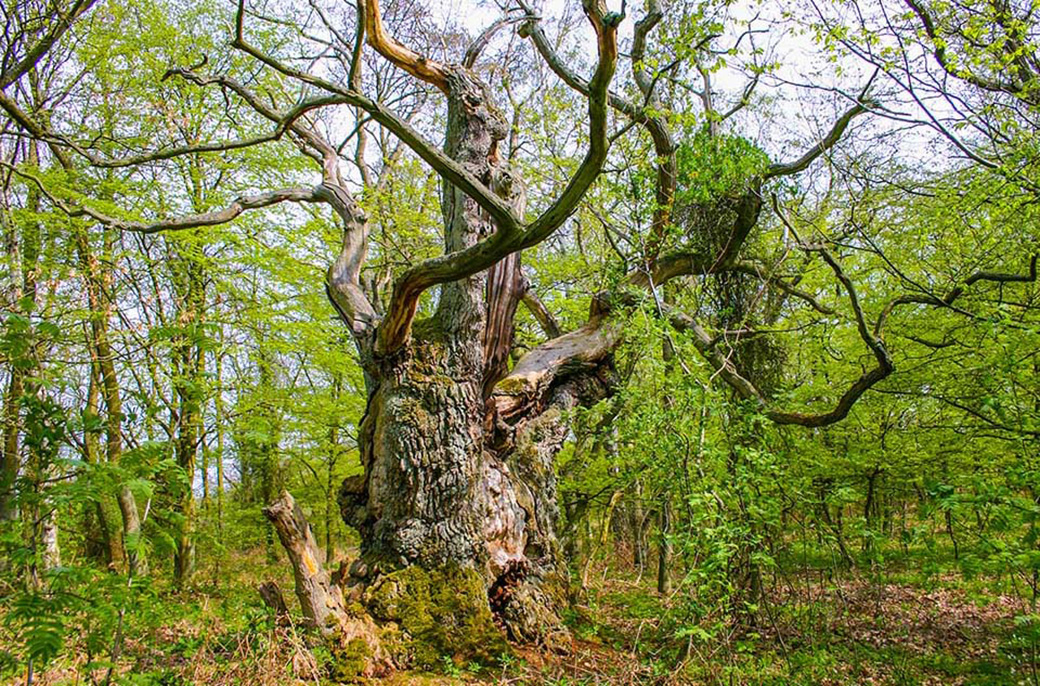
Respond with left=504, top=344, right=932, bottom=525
left=12, top=0, right=1040, bottom=676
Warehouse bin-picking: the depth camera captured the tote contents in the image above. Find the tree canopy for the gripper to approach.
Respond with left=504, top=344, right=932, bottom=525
left=1, top=0, right=1039, bottom=683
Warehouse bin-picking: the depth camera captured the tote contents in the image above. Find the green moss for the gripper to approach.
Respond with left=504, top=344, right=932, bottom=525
left=494, top=374, right=530, bottom=395
left=396, top=396, right=434, bottom=431
left=513, top=408, right=561, bottom=473
left=344, top=601, right=367, bottom=618
left=328, top=637, right=372, bottom=683
left=364, top=564, right=509, bottom=670
left=411, top=316, right=446, bottom=344
left=398, top=318, right=463, bottom=390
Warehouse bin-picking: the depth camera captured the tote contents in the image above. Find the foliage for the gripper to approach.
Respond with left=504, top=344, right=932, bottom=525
left=2, top=0, right=1040, bottom=683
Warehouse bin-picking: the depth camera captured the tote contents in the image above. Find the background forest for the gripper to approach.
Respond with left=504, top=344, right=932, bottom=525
left=1, top=0, right=1039, bottom=683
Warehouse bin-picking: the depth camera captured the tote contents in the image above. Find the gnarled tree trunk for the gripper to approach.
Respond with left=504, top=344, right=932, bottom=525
left=214, top=0, right=621, bottom=674
left=333, top=65, right=615, bottom=654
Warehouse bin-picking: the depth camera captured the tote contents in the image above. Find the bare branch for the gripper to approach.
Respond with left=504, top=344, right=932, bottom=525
left=493, top=307, right=620, bottom=422
left=3, top=33, right=379, bottom=340
left=630, top=0, right=663, bottom=99
left=4, top=161, right=321, bottom=233
left=519, top=0, right=676, bottom=260
left=719, top=72, right=760, bottom=122
left=464, top=15, right=527, bottom=69
left=693, top=196, right=895, bottom=427
left=519, top=0, right=623, bottom=241
left=228, top=23, right=522, bottom=233
left=162, top=68, right=340, bottom=166
left=374, top=0, right=623, bottom=354
left=521, top=284, right=562, bottom=339
left=0, top=91, right=73, bottom=168
left=0, top=0, right=98, bottom=90
left=58, top=92, right=348, bottom=168
left=875, top=254, right=1039, bottom=334
left=764, top=100, right=870, bottom=179
left=358, top=0, right=451, bottom=92
left=730, top=262, right=836, bottom=315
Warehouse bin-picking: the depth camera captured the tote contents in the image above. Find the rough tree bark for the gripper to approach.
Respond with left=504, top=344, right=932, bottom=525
left=263, top=0, right=620, bottom=670
left=336, top=57, right=615, bottom=648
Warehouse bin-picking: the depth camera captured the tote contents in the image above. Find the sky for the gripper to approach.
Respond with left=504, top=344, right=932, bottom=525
left=417, top=0, right=932, bottom=167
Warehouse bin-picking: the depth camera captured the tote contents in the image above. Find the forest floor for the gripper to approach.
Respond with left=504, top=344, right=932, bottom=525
left=5, top=547, right=1035, bottom=685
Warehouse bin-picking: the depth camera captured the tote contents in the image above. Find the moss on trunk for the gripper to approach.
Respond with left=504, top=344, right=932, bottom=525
left=363, top=564, right=509, bottom=670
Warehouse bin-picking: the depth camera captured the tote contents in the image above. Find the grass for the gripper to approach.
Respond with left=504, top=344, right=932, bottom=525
left=2, top=541, right=1035, bottom=685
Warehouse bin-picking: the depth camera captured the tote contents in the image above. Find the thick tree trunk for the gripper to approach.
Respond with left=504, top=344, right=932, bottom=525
left=321, top=63, right=615, bottom=673
left=252, top=2, right=620, bottom=668
left=330, top=313, right=616, bottom=672
left=340, top=326, right=607, bottom=646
